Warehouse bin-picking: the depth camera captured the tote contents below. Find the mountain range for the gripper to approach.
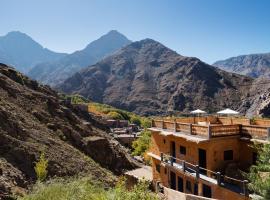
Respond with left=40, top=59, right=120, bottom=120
left=28, top=30, right=131, bottom=86
left=1, top=30, right=270, bottom=117
left=58, top=39, right=253, bottom=116
left=213, top=53, right=270, bottom=78
left=0, top=31, right=66, bottom=73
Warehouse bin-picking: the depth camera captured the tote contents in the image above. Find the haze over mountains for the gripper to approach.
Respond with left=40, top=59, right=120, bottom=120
left=214, top=53, right=270, bottom=78
left=28, top=30, right=131, bottom=86
left=0, top=31, right=67, bottom=73
left=58, top=39, right=253, bottom=116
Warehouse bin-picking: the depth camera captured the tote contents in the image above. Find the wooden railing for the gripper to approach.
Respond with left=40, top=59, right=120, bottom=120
left=211, top=125, right=241, bottom=137
left=191, top=125, right=209, bottom=137
left=241, top=125, right=269, bottom=140
left=160, top=152, right=249, bottom=196
left=151, top=119, right=270, bottom=140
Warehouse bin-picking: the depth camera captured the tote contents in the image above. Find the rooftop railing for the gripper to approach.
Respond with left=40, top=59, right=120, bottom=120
left=151, top=119, right=270, bottom=140
left=160, top=152, right=249, bottom=196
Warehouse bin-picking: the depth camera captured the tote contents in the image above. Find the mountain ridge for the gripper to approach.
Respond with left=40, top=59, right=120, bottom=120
left=28, top=30, right=131, bottom=86
left=0, top=31, right=67, bottom=73
left=58, top=39, right=253, bottom=116
left=213, top=52, right=270, bottom=78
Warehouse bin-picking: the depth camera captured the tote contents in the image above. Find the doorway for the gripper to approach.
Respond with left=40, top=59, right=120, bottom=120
left=170, top=141, right=176, bottom=163
left=177, top=176, right=183, bottom=192
left=170, top=171, right=176, bottom=190
left=202, top=184, right=212, bottom=198
left=198, top=148, right=207, bottom=174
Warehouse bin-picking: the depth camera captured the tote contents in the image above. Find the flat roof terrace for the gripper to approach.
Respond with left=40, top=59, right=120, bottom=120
left=151, top=117, right=270, bottom=141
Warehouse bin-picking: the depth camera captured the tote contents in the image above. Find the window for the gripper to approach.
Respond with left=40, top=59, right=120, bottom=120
left=186, top=180, right=192, bottom=192
left=224, top=150, right=233, bottom=161
left=163, top=139, right=166, bottom=144
left=180, top=146, right=186, bottom=155
left=164, top=168, right=167, bottom=174
left=156, top=164, right=160, bottom=173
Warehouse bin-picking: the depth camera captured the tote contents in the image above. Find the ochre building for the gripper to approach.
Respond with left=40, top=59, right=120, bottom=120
left=148, top=116, right=270, bottom=200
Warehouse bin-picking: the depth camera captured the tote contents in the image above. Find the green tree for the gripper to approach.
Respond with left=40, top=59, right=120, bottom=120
left=247, top=144, right=270, bottom=199
left=132, top=130, right=151, bottom=156
left=130, top=115, right=141, bottom=126
left=34, top=152, right=48, bottom=182
left=141, top=118, right=152, bottom=129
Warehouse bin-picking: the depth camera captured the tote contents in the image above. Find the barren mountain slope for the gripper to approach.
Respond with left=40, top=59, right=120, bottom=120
left=0, top=63, right=137, bottom=198
left=214, top=53, right=270, bottom=78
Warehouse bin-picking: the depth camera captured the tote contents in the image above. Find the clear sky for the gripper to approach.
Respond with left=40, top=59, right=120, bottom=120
left=1, top=0, right=270, bottom=64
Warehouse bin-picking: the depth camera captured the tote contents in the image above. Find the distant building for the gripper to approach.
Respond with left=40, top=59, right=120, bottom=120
left=148, top=116, right=270, bottom=200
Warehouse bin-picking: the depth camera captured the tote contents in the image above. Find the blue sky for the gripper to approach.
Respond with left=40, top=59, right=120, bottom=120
left=1, top=0, right=270, bottom=63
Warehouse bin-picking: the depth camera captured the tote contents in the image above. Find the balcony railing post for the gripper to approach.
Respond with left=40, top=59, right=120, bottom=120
left=189, top=123, right=192, bottom=134
left=170, top=156, right=173, bottom=166
left=217, top=172, right=221, bottom=185
left=242, top=180, right=249, bottom=196
left=196, top=165, right=200, bottom=179
left=267, top=127, right=270, bottom=141
left=161, top=153, right=164, bottom=162
left=174, top=119, right=177, bottom=132
left=162, top=120, right=165, bottom=129
left=183, top=161, right=186, bottom=172
left=208, top=125, right=212, bottom=139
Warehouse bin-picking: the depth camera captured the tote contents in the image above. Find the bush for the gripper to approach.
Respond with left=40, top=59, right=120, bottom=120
left=107, top=111, right=124, bottom=120
left=132, top=130, right=151, bottom=156
left=34, top=153, right=48, bottom=182
left=20, top=177, right=158, bottom=200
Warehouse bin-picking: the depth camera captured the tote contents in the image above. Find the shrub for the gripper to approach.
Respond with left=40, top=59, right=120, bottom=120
left=34, top=153, right=48, bottom=182
left=107, top=111, right=124, bottom=120
left=20, top=177, right=158, bottom=200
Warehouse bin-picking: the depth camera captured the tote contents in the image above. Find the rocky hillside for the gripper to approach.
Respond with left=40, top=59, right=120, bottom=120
left=28, top=30, right=131, bottom=86
left=238, top=77, right=270, bottom=117
left=58, top=39, right=253, bottom=116
left=0, top=31, right=66, bottom=73
left=213, top=53, right=270, bottom=78
left=0, top=63, right=137, bottom=198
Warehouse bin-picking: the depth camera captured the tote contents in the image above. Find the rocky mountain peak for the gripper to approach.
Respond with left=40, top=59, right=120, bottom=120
left=58, top=39, right=252, bottom=116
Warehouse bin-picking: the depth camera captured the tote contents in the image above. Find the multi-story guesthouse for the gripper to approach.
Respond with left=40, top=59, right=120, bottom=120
left=148, top=116, right=270, bottom=200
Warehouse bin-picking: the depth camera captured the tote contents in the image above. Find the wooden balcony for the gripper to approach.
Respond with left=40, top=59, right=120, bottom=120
left=151, top=119, right=270, bottom=140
